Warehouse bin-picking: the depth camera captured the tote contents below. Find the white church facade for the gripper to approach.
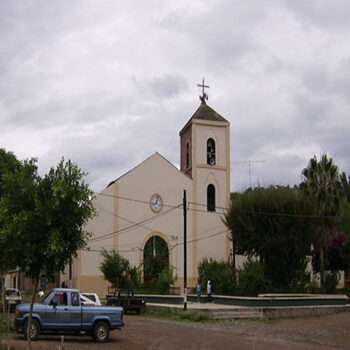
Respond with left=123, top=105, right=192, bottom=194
left=67, top=96, right=233, bottom=296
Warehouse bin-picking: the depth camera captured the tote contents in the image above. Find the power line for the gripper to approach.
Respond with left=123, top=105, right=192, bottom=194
left=90, top=199, right=226, bottom=245
left=247, top=210, right=348, bottom=219
left=84, top=227, right=228, bottom=253
left=94, top=202, right=174, bottom=237
left=95, top=191, right=230, bottom=213
left=95, top=191, right=181, bottom=209
left=88, top=203, right=182, bottom=243
left=188, top=201, right=227, bottom=211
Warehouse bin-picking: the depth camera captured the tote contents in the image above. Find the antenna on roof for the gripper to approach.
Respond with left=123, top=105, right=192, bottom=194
left=197, top=78, right=209, bottom=102
left=234, top=160, right=266, bottom=188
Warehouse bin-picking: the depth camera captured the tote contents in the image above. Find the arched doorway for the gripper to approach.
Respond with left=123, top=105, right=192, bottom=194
left=143, top=235, right=169, bottom=283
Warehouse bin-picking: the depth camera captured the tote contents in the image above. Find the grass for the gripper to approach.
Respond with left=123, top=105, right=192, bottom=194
left=178, top=310, right=211, bottom=322
left=143, top=308, right=211, bottom=322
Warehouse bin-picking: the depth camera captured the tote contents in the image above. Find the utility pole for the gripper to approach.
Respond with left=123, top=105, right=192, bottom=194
left=183, top=190, right=187, bottom=311
left=68, top=159, right=72, bottom=289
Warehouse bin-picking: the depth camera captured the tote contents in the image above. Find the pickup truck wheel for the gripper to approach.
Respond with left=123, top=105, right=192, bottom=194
left=92, top=321, right=109, bottom=343
left=23, top=319, right=40, bottom=341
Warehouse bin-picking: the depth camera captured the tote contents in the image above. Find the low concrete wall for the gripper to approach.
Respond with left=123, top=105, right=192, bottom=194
left=263, top=305, right=350, bottom=319
left=140, top=293, right=349, bottom=308
left=146, top=303, right=350, bottom=320
left=187, top=293, right=348, bottom=307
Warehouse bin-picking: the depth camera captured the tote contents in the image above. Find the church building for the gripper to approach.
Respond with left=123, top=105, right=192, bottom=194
left=68, top=90, right=232, bottom=296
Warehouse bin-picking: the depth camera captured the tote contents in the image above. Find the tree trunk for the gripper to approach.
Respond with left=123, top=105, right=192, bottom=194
left=0, top=274, right=5, bottom=349
left=231, top=240, right=236, bottom=277
left=7, top=289, right=10, bottom=350
left=27, top=277, right=39, bottom=350
left=319, top=245, right=325, bottom=289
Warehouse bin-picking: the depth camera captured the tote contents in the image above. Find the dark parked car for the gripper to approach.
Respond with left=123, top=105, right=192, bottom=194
left=106, top=290, right=146, bottom=314
left=2, top=288, right=22, bottom=312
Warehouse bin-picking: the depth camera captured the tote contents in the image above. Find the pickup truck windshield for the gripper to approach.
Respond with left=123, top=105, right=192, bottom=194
left=49, top=291, right=68, bottom=306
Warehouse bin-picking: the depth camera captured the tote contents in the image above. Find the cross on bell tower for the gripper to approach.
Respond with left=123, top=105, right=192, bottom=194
left=197, top=78, right=210, bottom=102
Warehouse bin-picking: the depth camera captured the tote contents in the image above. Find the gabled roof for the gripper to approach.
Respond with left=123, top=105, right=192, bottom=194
left=180, top=100, right=229, bottom=135
left=107, top=152, right=191, bottom=188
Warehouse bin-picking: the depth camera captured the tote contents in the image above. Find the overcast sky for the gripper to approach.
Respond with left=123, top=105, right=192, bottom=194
left=1, top=0, right=349, bottom=194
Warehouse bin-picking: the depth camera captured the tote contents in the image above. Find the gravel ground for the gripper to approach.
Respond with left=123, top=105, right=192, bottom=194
left=6, top=311, right=350, bottom=350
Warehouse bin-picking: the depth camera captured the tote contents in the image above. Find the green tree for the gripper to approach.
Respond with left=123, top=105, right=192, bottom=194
left=0, top=149, right=22, bottom=288
left=300, top=154, right=343, bottom=287
left=0, top=149, right=22, bottom=273
left=224, top=186, right=316, bottom=291
left=0, top=149, right=22, bottom=349
left=0, top=157, right=95, bottom=349
left=100, top=250, right=132, bottom=291
left=340, top=172, right=350, bottom=203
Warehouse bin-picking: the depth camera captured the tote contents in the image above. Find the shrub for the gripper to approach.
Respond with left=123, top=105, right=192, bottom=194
left=197, top=258, right=236, bottom=295
left=306, top=277, right=320, bottom=294
left=236, top=259, right=270, bottom=296
left=323, top=272, right=340, bottom=294
left=342, top=285, right=350, bottom=294
left=154, top=267, right=176, bottom=294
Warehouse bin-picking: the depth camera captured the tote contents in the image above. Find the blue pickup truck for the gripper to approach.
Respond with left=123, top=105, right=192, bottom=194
left=15, top=288, right=124, bottom=342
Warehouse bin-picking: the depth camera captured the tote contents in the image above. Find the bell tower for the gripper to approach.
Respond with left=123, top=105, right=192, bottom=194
left=179, top=81, right=231, bottom=276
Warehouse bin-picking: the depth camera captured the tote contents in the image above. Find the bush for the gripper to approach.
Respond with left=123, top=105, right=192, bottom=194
left=323, top=272, right=340, bottom=294
left=342, top=285, right=350, bottom=294
left=151, top=267, right=176, bottom=294
left=306, top=277, right=320, bottom=294
left=128, top=266, right=141, bottom=290
left=236, top=259, right=270, bottom=296
left=197, top=258, right=236, bottom=295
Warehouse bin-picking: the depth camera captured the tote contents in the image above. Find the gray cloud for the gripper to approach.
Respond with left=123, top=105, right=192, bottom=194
left=0, top=0, right=349, bottom=194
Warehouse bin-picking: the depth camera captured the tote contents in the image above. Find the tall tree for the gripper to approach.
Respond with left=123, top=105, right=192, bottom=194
left=0, top=149, right=22, bottom=284
left=300, top=154, right=343, bottom=287
left=224, top=186, right=316, bottom=291
left=0, top=149, right=21, bottom=350
left=340, top=172, right=350, bottom=203
left=0, top=157, right=95, bottom=349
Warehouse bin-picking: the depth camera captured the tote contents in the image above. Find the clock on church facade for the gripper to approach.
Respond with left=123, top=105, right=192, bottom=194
left=150, top=193, right=163, bottom=213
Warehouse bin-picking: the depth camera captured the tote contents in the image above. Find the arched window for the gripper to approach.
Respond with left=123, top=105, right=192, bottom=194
left=207, top=138, right=215, bottom=165
left=143, top=235, right=169, bottom=283
left=185, top=142, right=190, bottom=169
left=207, top=184, right=215, bottom=212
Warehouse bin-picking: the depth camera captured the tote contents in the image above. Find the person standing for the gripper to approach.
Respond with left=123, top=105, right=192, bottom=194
left=207, top=280, right=212, bottom=302
left=196, top=282, right=201, bottom=302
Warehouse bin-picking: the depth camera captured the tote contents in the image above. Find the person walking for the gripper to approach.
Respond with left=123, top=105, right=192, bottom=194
left=196, top=282, right=201, bottom=302
left=207, top=280, right=212, bottom=302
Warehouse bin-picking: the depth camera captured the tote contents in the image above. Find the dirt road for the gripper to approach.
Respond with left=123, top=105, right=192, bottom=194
left=7, top=311, right=350, bottom=350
